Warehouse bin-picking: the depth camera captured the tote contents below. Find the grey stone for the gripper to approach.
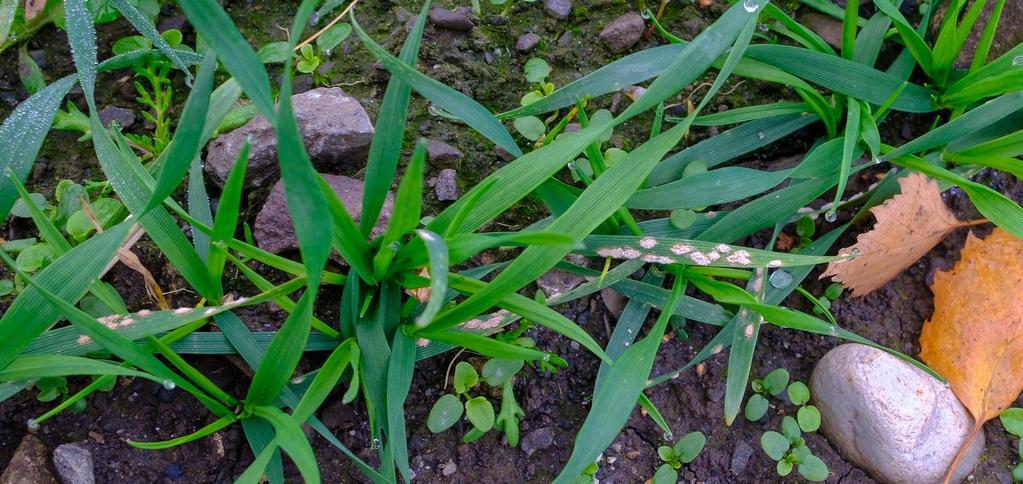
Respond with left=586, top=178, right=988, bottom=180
left=729, top=441, right=754, bottom=476
left=801, top=13, right=842, bottom=48
left=599, top=12, right=645, bottom=53
left=516, top=33, right=541, bottom=52
left=434, top=169, right=459, bottom=201
left=427, top=139, right=463, bottom=166
left=205, top=87, right=373, bottom=188
left=254, top=174, right=392, bottom=254
left=520, top=427, right=555, bottom=456
left=429, top=7, right=473, bottom=31
left=441, top=459, right=457, bottom=476
left=1, top=434, right=57, bottom=484
left=51, top=444, right=93, bottom=484
left=544, top=0, right=572, bottom=19
left=97, top=106, right=135, bottom=129
left=811, top=344, right=984, bottom=484
left=537, top=270, right=585, bottom=298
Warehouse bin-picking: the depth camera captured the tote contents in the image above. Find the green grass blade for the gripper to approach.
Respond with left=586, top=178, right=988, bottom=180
left=412, top=230, right=449, bottom=328
left=188, top=158, right=213, bottom=262
left=0, top=222, right=129, bottom=369
left=246, top=292, right=315, bottom=406
left=385, top=331, right=417, bottom=483
left=128, top=415, right=235, bottom=450
left=208, top=142, right=251, bottom=300
left=554, top=276, right=686, bottom=482
left=292, top=339, right=358, bottom=422
left=0, top=354, right=157, bottom=382
left=63, top=0, right=97, bottom=109
left=0, top=75, right=76, bottom=218
left=744, top=44, right=936, bottom=112
left=829, top=98, right=861, bottom=219
left=361, top=0, right=431, bottom=235
left=251, top=406, right=321, bottom=484
left=352, top=15, right=521, bottom=157
left=596, top=270, right=662, bottom=383
left=373, top=138, right=427, bottom=278
left=178, top=0, right=276, bottom=120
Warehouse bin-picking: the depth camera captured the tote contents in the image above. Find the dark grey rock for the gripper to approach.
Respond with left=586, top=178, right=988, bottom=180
left=516, top=33, right=541, bottom=52
left=429, top=7, right=473, bottom=31
left=1, top=434, right=57, bottom=484
left=557, top=31, right=573, bottom=47
left=98, top=106, right=135, bottom=129
left=426, top=139, right=463, bottom=166
left=600, top=288, right=626, bottom=318
left=811, top=344, right=984, bottom=484
left=544, top=0, right=572, bottom=19
left=599, top=12, right=645, bottom=53
left=520, top=427, right=555, bottom=456
left=434, top=169, right=459, bottom=201
left=205, top=87, right=373, bottom=188
left=729, top=441, right=754, bottom=476
left=52, top=444, right=94, bottom=484
left=254, top=174, right=392, bottom=254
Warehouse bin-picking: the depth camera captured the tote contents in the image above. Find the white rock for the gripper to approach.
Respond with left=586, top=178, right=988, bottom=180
left=810, top=344, right=983, bottom=484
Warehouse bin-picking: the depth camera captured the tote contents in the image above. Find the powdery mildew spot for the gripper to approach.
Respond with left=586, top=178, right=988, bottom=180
left=77, top=335, right=92, bottom=345
left=596, top=247, right=642, bottom=259
left=706, top=251, right=721, bottom=262
left=671, top=244, right=695, bottom=255
left=174, top=307, right=191, bottom=315
left=689, top=252, right=711, bottom=265
left=137, top=309, right=152, bottom=317
left=726, top=250, right=752, bottom=265
left=642, top=255, right=675, bottom=264
left=715, top=244, right=731, bottom=253
left=767, top=259, right=783, bottom=268
left=639, top=237, right=658, bottom=249
left=744, top=324, right=754, bottom=338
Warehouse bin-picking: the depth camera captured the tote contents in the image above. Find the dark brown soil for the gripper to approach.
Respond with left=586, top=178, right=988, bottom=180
left=2, top=1, right=1022, bottom=483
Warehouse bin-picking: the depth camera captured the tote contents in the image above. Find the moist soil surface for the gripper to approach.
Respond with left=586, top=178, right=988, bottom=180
left=2, top=1, right=1022, bottom=483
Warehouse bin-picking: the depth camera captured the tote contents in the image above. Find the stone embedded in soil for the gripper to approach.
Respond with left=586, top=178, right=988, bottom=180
left=254, top=174, right=393, bottom=255
left=97, top=106, right=135, bottom=129
left=536, top=269, right=585, bottom=299
left=810, top=344, right=984, bottom=484
left=600, top=288, right=626, bottom=318
left=599, top=12, right=646, bottom=53
left=516, top=33, right=541, bottom=52
left=51, top=444, right=94, bottom=484
left=433, top=169, right=459, bottom=201
left=426, top=139, right=464, bottom=166
left=544, top=0, right=572, bottom=19
left=204, top=87, right=373, bottom=188
left=520, top=427, right=555, bottom=456
left=0, top=434, right=57, bottom=484
left=429, top=7, right=474, bottom=32
left=729, top=440, right=754, bottom=476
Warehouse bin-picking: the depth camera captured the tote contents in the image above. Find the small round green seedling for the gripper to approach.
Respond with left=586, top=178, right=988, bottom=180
left=824, top=282, right=844, bottom=300
left=787, top=381, right=811, bottom=405
left=762, top=368, right=790, bottom=396
left=761, top=431, right=790, bottom=461
left=744, top=393, right=769, bottom=422
left=453, top=362, right=479, bottom=394
left=427, top=394, right=464, bottom=433
left=465, top=396, right=496, bottom=433
left=482, top=358, right=523, bottom=387
left=797, top=454, right=829, bottom=482
left=797, top=405, right=822, bottom=432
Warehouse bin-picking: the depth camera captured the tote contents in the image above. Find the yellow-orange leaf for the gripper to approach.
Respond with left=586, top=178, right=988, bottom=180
left=821, top=172, right=981, bottom=297
left=919, top=228, right=1023, bottom=482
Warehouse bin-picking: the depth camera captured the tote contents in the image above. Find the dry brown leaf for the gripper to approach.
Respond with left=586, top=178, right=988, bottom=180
left=821, top=172, right=983, bottom=297
left=919, top=228, right=1023, bottom=482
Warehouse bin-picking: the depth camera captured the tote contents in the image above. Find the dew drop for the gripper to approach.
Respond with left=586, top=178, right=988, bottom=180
left=769, top=270, right=793, bottom=289
left=743, top=0, right=760, bottom=12
left=872, top=155, right=882, bottom=165
left=27, top=418, right=39, bottom=431
left=756, top=131, right=765, bottom=139
left=850, top=248, right=863, bottom=256
left=567, top=162, right=577, bottom=171
left=427, top=104, right=442, bottom=116
left=371, top=438, right=381, bottom=450
left=1014, top=55, right=1023, bottom=66
left=640, top=9, right=651, bottom=19
left=824, top=210, right=838, bottom=222
left=162, top=379, right=176, bottom=390
left=662, top=431, right=675, bottom=441
left=758, top=23, right=768, bottom=32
